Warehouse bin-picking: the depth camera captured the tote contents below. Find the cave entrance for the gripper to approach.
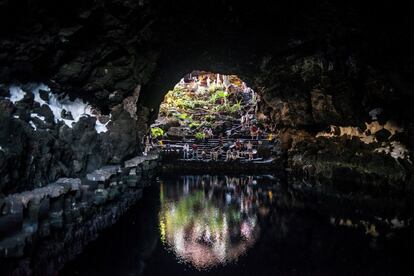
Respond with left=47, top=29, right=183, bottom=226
left=147, top=71, right=274, bottom=161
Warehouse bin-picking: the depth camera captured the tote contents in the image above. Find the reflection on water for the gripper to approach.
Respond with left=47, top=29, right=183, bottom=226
left=158, top=175, right=271, bottom=269
left=61, top=174, right=414, bottom=276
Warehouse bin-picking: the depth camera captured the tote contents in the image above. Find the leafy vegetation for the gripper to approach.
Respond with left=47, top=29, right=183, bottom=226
left=154, top=72, right=259, bottom=137
left=229, top=100, right=242, bottom=114
left=195, top=132, right=205, bottom=140
left=189, top=122, right=201, bottom=129
left=211, top=90, right=228, bottom=103
left=151, top=127, right=164, bottom=138
left=177, top=113, right=190, bottom=121
left=205, top=115, right=215, bottom=122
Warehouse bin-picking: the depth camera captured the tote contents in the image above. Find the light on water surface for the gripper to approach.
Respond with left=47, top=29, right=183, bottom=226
left=158, top=175, right=268, bottom=270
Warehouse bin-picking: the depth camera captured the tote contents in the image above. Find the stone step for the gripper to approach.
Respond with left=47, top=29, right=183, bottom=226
left=124, top=153, right=159, bottom=168
left=86, top=165, right=121, bottom=182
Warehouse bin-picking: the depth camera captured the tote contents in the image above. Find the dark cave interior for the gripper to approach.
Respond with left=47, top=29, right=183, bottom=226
left=1, top=0, right=414, bottom=275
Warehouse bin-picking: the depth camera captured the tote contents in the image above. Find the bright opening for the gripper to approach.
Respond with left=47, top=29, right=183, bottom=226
left=147, top=71, right=275, bottom=161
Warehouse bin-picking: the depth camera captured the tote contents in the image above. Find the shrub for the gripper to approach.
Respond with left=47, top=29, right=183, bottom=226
left=151, top=127, right=164, bottom=138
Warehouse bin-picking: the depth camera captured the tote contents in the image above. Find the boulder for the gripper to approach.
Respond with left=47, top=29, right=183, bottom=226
left=375, top=128, right=391, bottom=142
left=38, top=89, right=49, bottom=102
left=0, top=86, right=9, bottom=98
left=167, top=126, right=191, bottom=138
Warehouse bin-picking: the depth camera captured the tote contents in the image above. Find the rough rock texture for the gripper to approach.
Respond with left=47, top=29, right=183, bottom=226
left=288, top=136, right=414, bottom=194
left=0, top=0, right=157, bottom=195
left=0, top=153, right=159, bottom=275
left=0, top=89, right=151, bottom=194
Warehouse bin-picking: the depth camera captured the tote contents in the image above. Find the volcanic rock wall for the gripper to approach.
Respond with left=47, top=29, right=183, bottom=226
left=0, top=153, right=159, bottom=275
left=0, top=0, right=158, bottom=194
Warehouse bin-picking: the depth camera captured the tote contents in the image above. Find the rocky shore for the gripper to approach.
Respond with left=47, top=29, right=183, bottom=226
left=0, top=153, right=160, bottom=275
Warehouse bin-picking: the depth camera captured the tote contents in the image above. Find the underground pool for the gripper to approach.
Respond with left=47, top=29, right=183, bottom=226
left=60, top=174, right=414, bottom=275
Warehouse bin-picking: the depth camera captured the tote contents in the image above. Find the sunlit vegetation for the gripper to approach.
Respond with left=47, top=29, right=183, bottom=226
left=195, top=132, right=205, bottom=140
left=151, top=127, right=164, bottom=138
left=153, top=71, right=258, bottom=137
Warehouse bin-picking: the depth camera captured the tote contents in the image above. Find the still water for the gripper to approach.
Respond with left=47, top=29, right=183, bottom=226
left=62, top=175, right=414, bottom=275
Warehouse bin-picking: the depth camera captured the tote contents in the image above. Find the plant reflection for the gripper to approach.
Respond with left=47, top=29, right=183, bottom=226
left=158, top=175, right=266, bottom=269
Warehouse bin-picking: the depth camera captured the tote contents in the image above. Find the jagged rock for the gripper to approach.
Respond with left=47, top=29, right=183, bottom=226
left=98, top=115, right=110, bottom=124
left=124, top=154, right=158, bottom=168
left=108, top=91, right=123, bottom=103
left=61, top=109, right=74, bottom=120
left=53, top=178, right=81, bottom=191
left=18, top=92, right=35, bottom=107
left=0, top=99, right=15, bottom=115
left=122, top=85, right=141, bottom=120
left=86, top=165, right=121, bottom=182
left=288, top=136, right=411, bottom=193
left=0, top=86, right=9, bottom=97
left=107, top=186, right=120, bottom=200
left=58, top=25, right=83, bottom=38
left=310, top=88, right=341, bottom=124
left=38, top=89, right=49, bottom=102
left=55, top=61, right=85, bottom=83
left=30, top=116, right=47, bottom=129
left=35, top=104, right=54, bottom=123
left=167, top=127, right=191, bottom=138
left=93, top=187, right=109, bottom=205
left=375, top=128, right=391, bottom=142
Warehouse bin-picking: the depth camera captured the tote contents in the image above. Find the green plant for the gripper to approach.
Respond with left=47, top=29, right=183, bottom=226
left=213, top=104, right=227, bottom=112
left=205, top=115, right=215, bottom=122
left=211, top=90, right=228, bottom=102
left=195, top=132, right=205, bottom=140
left=203, top=122, right=212, bottom=128
left=178, top=113, right=188, bottom=120
left=189, top=122, right=201, bottom=129
left=193, top=99, right=208, bottom=108
left=176, top=113, right=193, bottom=122
left=151, top=127, right=164, bottom=138
left=229, top=100, right=242, bottom=114
left=172, top=87, right=184, bottom=96
left=175, top=98, right=186, bottom=108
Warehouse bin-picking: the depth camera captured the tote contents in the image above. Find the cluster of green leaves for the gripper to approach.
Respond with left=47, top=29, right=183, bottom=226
left=189, top=121, right=201, bottom=129
left=210, top=90, right=228, bottom=102
left=195, top=132, right=206, bottom=140
left=205, top=115, right=215, bottom=122
left=175, top=98, right=195, bottom=109
left=213, top=104, right=227, bottom=112
left=193, top=99, right=209, bottom=108
left=151, top=127, right=164, bottom=138
left=178, top=113, right=188, bottom=120
left=228, top=100, right=242, bottom=114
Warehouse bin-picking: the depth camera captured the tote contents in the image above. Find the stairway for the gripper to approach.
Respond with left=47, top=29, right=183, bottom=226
left=157, top=137, right=271, bottom=162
